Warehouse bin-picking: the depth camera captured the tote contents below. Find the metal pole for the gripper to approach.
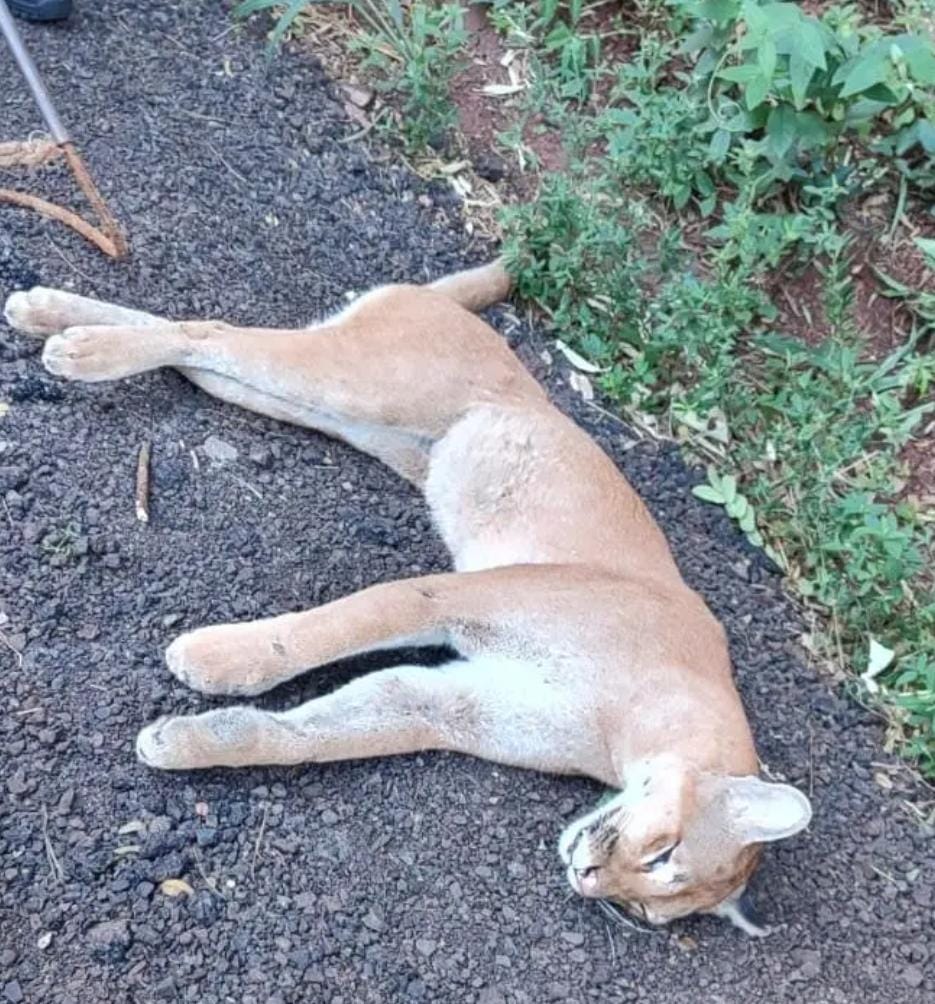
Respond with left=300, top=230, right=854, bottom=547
left=0, top=0, right=70, bottom=144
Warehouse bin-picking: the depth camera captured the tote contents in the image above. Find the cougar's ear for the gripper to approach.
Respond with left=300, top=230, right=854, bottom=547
left=721, top=775, right=812, bottom=845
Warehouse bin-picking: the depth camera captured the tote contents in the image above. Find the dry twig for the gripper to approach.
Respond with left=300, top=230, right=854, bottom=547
left=0, top=187, right=121, bottom=257
left=135, top=441, right=151, bottom=524
left=41, top=804, right=64, bottom=883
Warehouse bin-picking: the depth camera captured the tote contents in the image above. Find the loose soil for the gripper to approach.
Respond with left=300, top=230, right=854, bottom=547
left=1, top=3, right=933, bottom=1003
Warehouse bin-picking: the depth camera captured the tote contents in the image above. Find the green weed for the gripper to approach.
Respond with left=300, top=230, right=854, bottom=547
left=233, top=0, right=464, bottom=153
left=670, top=0, right=935, bottom=192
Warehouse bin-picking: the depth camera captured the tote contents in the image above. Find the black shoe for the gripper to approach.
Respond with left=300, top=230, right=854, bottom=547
left=8, top=0, right=73, bottom=20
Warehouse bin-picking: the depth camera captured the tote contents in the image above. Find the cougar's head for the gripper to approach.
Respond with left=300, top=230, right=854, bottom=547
left=558, top=760, right=812, bottom=935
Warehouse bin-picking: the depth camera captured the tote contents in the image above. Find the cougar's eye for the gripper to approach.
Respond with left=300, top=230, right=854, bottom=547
left=643, top=843, right=678, bottom=872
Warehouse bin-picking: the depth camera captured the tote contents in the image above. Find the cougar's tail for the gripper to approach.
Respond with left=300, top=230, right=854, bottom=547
left=428, top=259, right=513, bottom=313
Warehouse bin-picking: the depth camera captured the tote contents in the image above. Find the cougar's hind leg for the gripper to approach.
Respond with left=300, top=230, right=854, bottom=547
left=31, top=282, right=542, bottom=480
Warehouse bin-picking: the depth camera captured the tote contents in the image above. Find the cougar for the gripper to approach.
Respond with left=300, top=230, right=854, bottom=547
left=3, top=261, right=811, bottom=935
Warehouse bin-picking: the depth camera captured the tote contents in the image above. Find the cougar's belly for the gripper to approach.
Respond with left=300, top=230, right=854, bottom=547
left=425, top=402, right=638, bottom=573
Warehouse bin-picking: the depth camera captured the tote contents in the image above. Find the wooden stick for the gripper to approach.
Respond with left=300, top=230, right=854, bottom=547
left=135, top=441, right=151, bottom=524
left=0, top=187, right=120, bottom=257
left=61, top=142, right=128, bottom=258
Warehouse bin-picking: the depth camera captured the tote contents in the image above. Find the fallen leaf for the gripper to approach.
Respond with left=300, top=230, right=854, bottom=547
left=118, top=820, right=146, bottom=836
left=555, top=340, right=605, bottom=374
left=342, top=101, right=370, bottom=130
left=340, top=82, right=373, bottom=108
left=438, top=160, right=471, bottom=175
left=480, top=83, right=525, bottom=96
left=861, top=637, right=895, bottom=693
left=568, top=372, right=593, bottom=401
left=159, top=878, right=194, bottom=898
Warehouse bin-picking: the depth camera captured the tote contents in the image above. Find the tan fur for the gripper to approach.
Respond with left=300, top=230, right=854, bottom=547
left=3, top=262, right=812, bottom=933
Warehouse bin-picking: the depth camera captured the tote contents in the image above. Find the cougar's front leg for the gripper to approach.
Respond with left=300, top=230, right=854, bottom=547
left=137, top=662, right=462, bottom=770
left=164, top=576, right=453, bottom=697
left=137, top=655, right=594, bottom=775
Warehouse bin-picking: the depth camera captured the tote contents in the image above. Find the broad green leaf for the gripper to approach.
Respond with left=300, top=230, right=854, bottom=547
left=682, top=25, right=715, bottom=55
left=745, top=74, right=770, bottom=109
left=789, top=52, right=815, bottom=108
left=673, top=184, right=692, bottom=210
left=905, top=43, right=935, bottom=85
left=727, top=495, right=749, bottom=520
left=758, top=38, right=777, bottom=82
left=720, top=474, right=738, bottom=505
left=708, top=128, right=732, bottom=163
left=792, top=110, right=832, bottom=149
left=915, top=237, right=935, bottom=267
left=795, top=20, right=828, bottom=70
left=739, top=509, right=757, bottom=533
left=718, top=64, right=762, bottom=84
left=696, top=0, right=741, bottom=25
left=839, top=51, right=890, bottom=97
left=692, top=485, right=725, bottom=504
left=699, top=193, right=718, bottom=217
left=766, top=105, right=797, bottom=159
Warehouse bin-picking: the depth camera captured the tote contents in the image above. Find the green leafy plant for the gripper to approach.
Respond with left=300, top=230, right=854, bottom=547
left=692, top=467, right=769, bottom=551
left=354, top=1, right=466, bottom=152
left=41, top=522, right=85, bottom=563
left=671, top=0, right=935, bottom=188
left=234, top=0, right=465, bottom=153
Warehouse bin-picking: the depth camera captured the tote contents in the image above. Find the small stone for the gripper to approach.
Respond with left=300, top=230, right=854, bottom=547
left=248, top=446, right=272, bottom=468
left=901, top=965, right=924, bottom=988
left=86, top=918, right=132, bottom=959
left=3, top=981, right=23, bottom=1004
left=102, top=554, right=121, bottom=570
left=415, top=938, right=436, bottom=957
left=7, top=768, right=30, bottom=796
left=790, top=948, right=821, bottom=981
left=36, top=931, right=53, bottom=950
left=203, top=435, right=238, bottom=463
left=477, top=989, right=505, bottom=1004
left=362, top=908, right=385, bottom=932
left=560, top=931, right=584, bottom=946
left=320, top=808, right=339, bottom=825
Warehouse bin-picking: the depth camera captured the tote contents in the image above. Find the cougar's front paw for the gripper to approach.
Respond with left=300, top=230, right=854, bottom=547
left=4, top=286, right=79, bottom=337
left=136, top=708, right=268, bottom=770
left=166, top=625, right=291, bottom=697
left=42, top=326, right=129, bottom=381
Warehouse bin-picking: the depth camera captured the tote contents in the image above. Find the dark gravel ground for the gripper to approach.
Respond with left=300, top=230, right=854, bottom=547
left=1, top=3, right=933, bottom=1002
